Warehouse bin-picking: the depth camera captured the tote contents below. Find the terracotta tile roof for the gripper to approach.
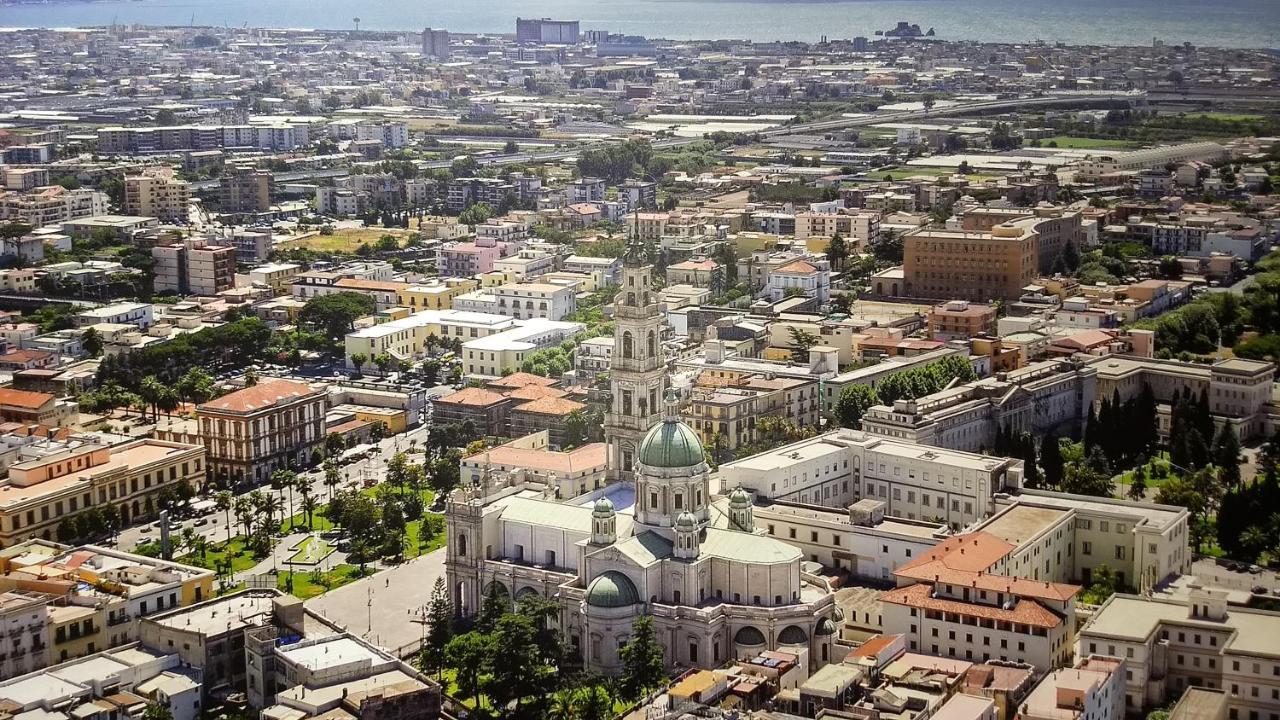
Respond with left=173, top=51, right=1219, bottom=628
left=486, top=372, right=556, bottom=390
left=775, top=260, right=818, bottom=274
left=895, top=532, right=1079, bottom=602
left=506, top=385, right=568, bottom=402
left=670, top=259, right=720, bottom=272
left=849, top=634, right=901, bottom=658
left=511, top=396, right=585, bottom=417
left=0, top=388, right=54, bottom=410
left=437, top=387, right=508, bottom=407
left=464, top=442, right=607, bottom=475
left=199, top=379, right=319, bottom=414
left=327, top=418, right=373, bottom=435
left=880, top=583, right=1064, bottom=629
left=0, top=349, right=53, bottom=364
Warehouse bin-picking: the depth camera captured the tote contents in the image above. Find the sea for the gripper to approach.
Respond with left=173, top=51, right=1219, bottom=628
left=0, top=0, right=1276, bottom=49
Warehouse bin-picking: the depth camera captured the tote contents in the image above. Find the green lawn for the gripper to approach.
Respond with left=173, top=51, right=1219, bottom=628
left=178, top=536, right=261, bottom=575
left=288, top=536, right=335, bottom=564
left=1186, top=112, right=1264, bottom=122
left=1041, top=136, right=1140, bottom=149
left=277, top=564, right=370, bottom=600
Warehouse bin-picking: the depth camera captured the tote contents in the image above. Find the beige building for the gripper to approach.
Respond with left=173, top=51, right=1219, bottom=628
left=1077, top=587, right=1280, bottom=718
left=1017, top=656, right=1127, bottom=720
left=152, top=242, right=236, bottom=296
left=904, top=224, right=1039, bottom=302
left=685, top=375, right=819, bottom=454
left=0, top=439, right=206, bottom=545
left=880, top=532, right=1080, bottom=670
left=185, top=379, right=325, bottom=486
left=929, top=300, right=998, bottom=341
left=124, top=168, right=191, bottom=222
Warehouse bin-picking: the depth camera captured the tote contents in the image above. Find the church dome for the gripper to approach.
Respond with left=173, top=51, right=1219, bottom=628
left=585, top=571, right=639, bottom=608
left=728, top=486, right=752, bottom=508
left=675, top=510, right=698, bottom=529
left=815, top=617, right=839, bottom=636
left=592, top=497, right=615, bottom=515
left=638, top=418, right=704, bottom=469
left=734, top=626, right=766, bottom=645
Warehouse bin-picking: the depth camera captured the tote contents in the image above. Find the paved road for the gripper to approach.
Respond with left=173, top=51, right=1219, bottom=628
left=306, top=547, right=447, bottom=658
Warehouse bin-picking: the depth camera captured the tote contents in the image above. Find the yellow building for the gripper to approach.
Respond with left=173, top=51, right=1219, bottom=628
left=397, top=278, right=478, bottom=311
left=0, top=439, right=206, bottom=547
left=331, top=404, right=406, bottom=435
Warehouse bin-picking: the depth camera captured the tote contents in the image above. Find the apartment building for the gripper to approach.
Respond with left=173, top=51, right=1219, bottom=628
left=123, top=169, right=191, bottom=222
left=446, top=177, right=513, bottom=212
left=685, top=375, right=819, bottom=451
left=955, top=206, right=1086, bottom=275
left=0, top=439, right=206, bottom=545
left=187, top=379, right=325, bottom=486
left=722, top=428, right=1023, bottom=528
left=929, top=301, right=998, bottom=341
left=904, top=224, right=1040, bottom=302
left=218, top=169, right=272, bottom=214
left=0, top=187, right=108, bottom=227
left=460, top=318, right=585, bottom=379
left=795, top=209, right=882, bottom=248
left=396, top=279, right=478, bottom=311
left=0, top=590, right=50, bottom=679
left=1077, top=586, right=1280, bottom=719
left=453, top=282, right=578, bottom=321
left=766, top=258, right=831, bottom=303
left=74, top=302, right=153, bottom=330
left=247, top=262, right=302, bottom=293
left=880, top=532, right=1080, bottom=670
left=860, top=359, right=1098, bottom=453
left=152, top=243, right=236, bottom=296
left=344, top=309, right=517, bottom=369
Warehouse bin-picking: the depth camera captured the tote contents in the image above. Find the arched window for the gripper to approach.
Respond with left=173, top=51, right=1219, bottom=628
left=622, top=332, right=634, bottom=359
left=457, top=534, right=468, bottom=557
left=647, top=331, right=656, bottom=357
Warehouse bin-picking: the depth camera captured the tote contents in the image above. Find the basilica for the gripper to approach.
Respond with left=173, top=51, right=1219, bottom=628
left=444, top=243, right=841, bottom=674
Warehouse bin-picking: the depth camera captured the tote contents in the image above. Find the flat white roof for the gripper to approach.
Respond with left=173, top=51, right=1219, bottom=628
left=278, top=636, right=383, bottom=671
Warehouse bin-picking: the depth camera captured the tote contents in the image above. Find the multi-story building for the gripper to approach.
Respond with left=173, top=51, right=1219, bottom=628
left=619, top=179, right=657, bottom=211
left=218, top=169, right=272, bottom=214
left=860, top=359, right=1098, bottom=453
left=880, top=532, right=1080, bottom=669
left=904, top=224, right=1039, bottom=302
left=186, top=379, right=325, bottom=486
left=1077, top=586, right=1280, bottom=718
left=1017, top=656, right=1127, bottom=720
left=722, top=428, right=1023, bottom=528
left=929, top=301, right=998, bottom=341
left=454, top=282, right=578, bottom=321
left=343, top=309, right=517, bottom=369
left=795, top=210, right=882, bottom=248
left=1073, top=143, right=1228, bottom=182
left=0, top=388, right=77, bottom=427
left=459, top=318, right=585, bottom=379
left=516, top=17, right=580, bottom=43
left=123, top=168, right=191, bottom=222
left=0, top=438, right=206, bottom=544
left=1089, top=356, right=1275, bottom=441
left=396, top=279, right=478, bottom=311
left=421, top=27, right=450, bottom=58
left=74, top=302, right=153, bottom=330
left=685, top=375, right=819, bottom=452
left=0, top=186, right=108, bottom=227
left=152, top=242, right=236, bottom=296
left=766, top=258, right=831, bottom=303
left=446, top=177, right=513, bottom=213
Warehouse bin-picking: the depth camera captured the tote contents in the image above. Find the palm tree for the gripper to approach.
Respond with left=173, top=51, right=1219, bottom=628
left=214, top=491, right=234, bottom=546
left=178, top=527, right=198, bottom=559
left=323, top=459, right=341, bottom=501
left=271, top=469, right=299, bottom=530
left=299, top=493, right=319, bottom=530
left=234, top=497, right=255, bottom=539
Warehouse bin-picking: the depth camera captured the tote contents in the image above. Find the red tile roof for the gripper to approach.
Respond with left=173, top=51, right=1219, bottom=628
left=511, top=396, right=585, bottom=417
left=437, top=387, right=508, bottom=408
left=486, top=372, right=556, bottom=390
left=0, top=388, right=54, bottom=410
left=895, top=532, right=1079, bottom=602
left=880, top=583, right=1064, bottom=629
left=199, top=379, right=319, bottom=414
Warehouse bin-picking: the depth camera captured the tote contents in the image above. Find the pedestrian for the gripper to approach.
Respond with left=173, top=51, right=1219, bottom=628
left=385, top=577, right=390, bottom=588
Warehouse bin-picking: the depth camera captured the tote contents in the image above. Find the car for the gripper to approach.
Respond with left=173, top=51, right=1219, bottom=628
left=1252, top=585, right=1268, bottom=594
left=140, top=527, right=152, bottom=534
left=194, top=518, right=209, bottom=527
left=337, top=540, right=351, bottom=552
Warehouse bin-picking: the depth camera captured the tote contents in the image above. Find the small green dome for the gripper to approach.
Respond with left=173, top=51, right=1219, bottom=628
left=815, top=617, right=839, bottom=636
left=675, top=511, right=697, bottom=528
left=735, top=626, right=766, bottom=645
left=585, top=571, right=639, bottom=608
left=729, top=486, right=752, bottom=508
left=637, top=419, right=704, bottom=469
left=778, top=625, right=809, bottom=645
left=592, top=497, right=615, bottom=515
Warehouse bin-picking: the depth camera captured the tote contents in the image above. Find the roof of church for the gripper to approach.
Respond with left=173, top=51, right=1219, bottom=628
left=586, top=570, right=640, bottom=608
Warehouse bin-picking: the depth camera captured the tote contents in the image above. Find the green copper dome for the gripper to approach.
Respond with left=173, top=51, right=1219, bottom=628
left=585, top=571, right=640, bottom=608
left=637, top=419, right=704, bottom=469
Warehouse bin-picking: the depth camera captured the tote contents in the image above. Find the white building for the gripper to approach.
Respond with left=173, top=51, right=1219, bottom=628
left=74, top=302, right=153, bottom=330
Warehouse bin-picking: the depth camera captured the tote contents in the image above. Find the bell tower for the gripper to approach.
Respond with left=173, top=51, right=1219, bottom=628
left=604, top=236, right=666, bottom=481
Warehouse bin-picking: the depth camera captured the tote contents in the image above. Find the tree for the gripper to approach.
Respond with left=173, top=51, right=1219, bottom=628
left=349, top=353, right=368, bottom=374
left=154, top=109, right=177, bottom=126
left=1128, top=465, right=1148, bottom=501
left=1082, top=564, right=1120, bottom=604
left=563, top=410, right=590, bottom=449
left=476, top=581, right=508, bottom=635
left=419, top=577, right=453, bottom=678
left=301, top=292, right=376, bottom=339
left=486, top=614, right=552, bottom=713
left=1212, top=425, right=1242, bottom=490
left=788, top=326, right=820, bottom=362
left=81, top=327, right=103, bottom=357
left=444, top=632, right=492, bottom=708
left=1062, top=447, right=1114, bottom=497
left=835, top=384, right=879, bottom=429
left=617, top=615, right=666, bottom=702
left=215, top=491, right=234, bottom=546
left=176, top=367, right=215, bottom=405
left=458, top=202, right=494, bottom=226
left=825, top=234, right=848, bottom=272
